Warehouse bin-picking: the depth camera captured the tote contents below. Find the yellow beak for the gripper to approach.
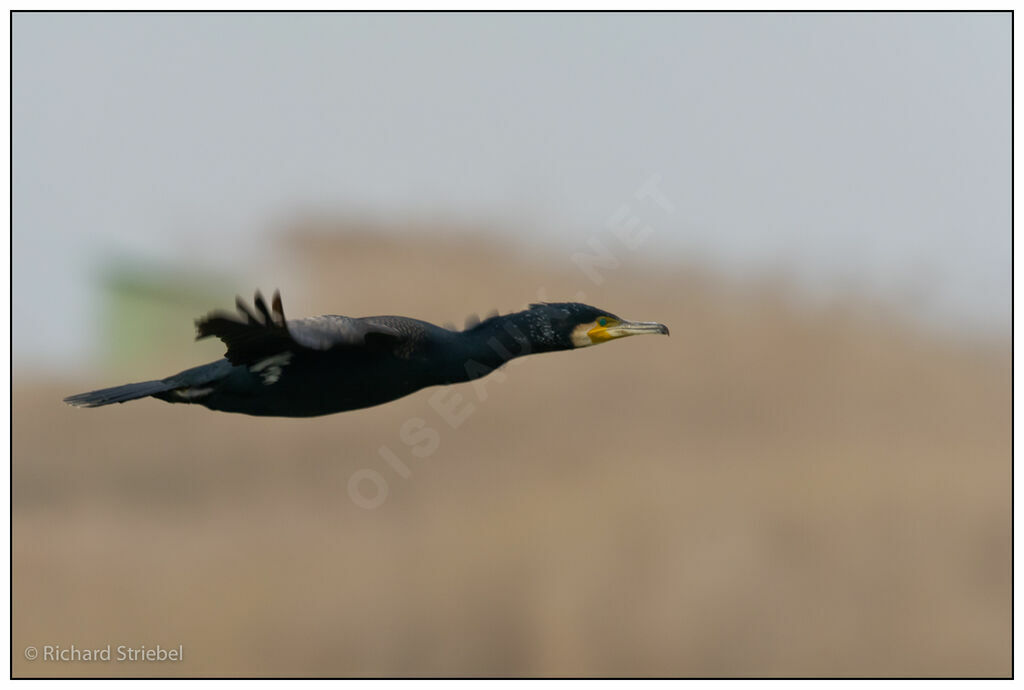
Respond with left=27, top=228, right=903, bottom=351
left=588, top=319, right=670, bottom=344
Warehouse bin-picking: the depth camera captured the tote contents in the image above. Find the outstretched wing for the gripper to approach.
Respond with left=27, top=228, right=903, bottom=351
left=196, top=290, right=403, bottom=366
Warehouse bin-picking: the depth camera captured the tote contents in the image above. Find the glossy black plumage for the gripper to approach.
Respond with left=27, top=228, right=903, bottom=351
left=64, top=291, right=668, bottom=418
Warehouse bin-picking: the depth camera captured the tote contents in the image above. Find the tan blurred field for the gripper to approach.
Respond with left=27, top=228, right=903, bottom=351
left=13, top=233, right=1010, bottom=677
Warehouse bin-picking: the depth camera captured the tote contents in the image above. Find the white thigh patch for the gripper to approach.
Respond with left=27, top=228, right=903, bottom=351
left=176, top=386, right=214, bottom=400
left=250, top=352, right=293, bottom=385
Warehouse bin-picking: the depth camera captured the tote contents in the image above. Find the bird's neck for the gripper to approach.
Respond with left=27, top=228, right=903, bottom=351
left=454, top=309, right=560, bottom=381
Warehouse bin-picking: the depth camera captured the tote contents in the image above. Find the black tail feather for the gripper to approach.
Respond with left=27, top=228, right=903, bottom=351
left=63, top=379, right=175, bottom=408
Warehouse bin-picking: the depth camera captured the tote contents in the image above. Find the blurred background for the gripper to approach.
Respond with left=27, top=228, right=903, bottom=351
left=12, top=12, right=1009, bottom=677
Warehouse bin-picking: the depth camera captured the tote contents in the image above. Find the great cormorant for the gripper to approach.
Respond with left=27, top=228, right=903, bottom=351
left=64, top=291, right=670, bottom=417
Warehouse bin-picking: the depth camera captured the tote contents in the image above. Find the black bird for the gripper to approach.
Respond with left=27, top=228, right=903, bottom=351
left=64, top=291, right=670, bottom=417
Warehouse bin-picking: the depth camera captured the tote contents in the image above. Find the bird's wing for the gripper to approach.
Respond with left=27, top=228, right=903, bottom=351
left=196, top=291, right=403, bottom=366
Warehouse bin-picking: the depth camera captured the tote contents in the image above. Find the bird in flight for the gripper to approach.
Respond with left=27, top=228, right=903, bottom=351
left=65, top=291, right=670, bottom=417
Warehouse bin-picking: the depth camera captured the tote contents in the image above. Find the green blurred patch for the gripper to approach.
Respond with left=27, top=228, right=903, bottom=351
left=100, top=262, right=232, bottom=375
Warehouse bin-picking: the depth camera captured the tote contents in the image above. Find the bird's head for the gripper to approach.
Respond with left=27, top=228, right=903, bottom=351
left=526, top=302, right=670, bottom=350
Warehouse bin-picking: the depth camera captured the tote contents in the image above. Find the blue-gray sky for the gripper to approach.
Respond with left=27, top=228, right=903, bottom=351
left=13, top=12, right=1010, bottom=371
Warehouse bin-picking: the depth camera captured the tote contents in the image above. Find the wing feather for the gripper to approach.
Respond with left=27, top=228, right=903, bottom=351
left=196, top=290, right=403, bottom=365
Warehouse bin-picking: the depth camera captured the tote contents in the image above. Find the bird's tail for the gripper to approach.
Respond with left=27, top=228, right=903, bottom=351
left=63, top=379, right=176, bottom=408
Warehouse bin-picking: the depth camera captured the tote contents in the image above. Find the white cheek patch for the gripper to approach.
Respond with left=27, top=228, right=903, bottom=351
left=250, top=352, right=293, bottom=385
left=570, top=323, right=596, bottom=348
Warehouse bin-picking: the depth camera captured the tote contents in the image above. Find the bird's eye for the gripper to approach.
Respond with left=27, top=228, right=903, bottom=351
left=598, top=318, right=608, bottom=327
